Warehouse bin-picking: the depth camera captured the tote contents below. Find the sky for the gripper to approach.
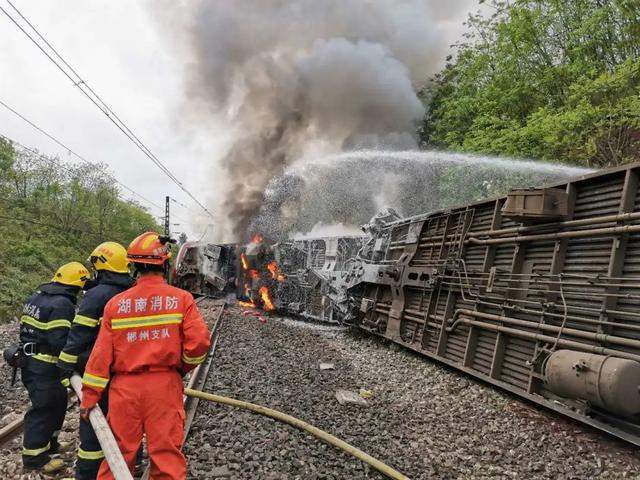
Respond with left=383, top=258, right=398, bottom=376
left=0, top=0, right=479, bottom=241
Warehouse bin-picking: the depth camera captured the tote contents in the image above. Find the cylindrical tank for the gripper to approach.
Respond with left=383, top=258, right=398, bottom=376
left=544, top=350, right=640, bottom=417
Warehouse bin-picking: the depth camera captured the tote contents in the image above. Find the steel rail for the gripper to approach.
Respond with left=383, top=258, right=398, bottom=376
left=183, top=301, right=225, bottom=439
left=0, top=415, right=24, bottom=449
left=0, top=390, right=76, bottom=450
left=140, top=297, right=225, bottom=480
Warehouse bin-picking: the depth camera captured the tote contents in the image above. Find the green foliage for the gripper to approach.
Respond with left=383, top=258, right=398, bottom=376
left=421, top=0, right=640, bottom=168
left=0, top=139, right=161, bottom=322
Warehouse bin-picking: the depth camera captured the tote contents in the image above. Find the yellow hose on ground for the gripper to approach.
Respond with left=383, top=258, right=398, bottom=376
left=184, top=388, right=410, bottom=480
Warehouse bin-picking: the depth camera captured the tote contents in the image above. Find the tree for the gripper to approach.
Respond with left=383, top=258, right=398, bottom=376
left=420, top=0, right=640, bottom=168
left=0, top=139, right=162, bottom=322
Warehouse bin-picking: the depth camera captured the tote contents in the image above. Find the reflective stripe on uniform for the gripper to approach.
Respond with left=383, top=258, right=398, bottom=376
left=111, top=313, right=183, bottom=330
left=33, top=353, right=58, bottom=364
left=74, top=314, right=99, bottom=328
left=61, top=378, right=70, bottom=387
left=182, top=352, right=207, bottom=365
left=21, top=315, right=71, bottom=330
left=22, top=442, right=50, bottom=456
left=82, top=372, right=109, bottom=389
left=59, top=351, right=78, bottom=364
left=78, top=448, right=105, bottom=460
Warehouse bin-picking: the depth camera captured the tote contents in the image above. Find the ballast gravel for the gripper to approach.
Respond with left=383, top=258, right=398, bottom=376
left=185, top=306, right=640, bottom=480
left=1, top=302, right=639, bottom=479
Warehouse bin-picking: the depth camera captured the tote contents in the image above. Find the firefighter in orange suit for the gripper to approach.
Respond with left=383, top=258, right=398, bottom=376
left=79, top=232, right=211, bottom=480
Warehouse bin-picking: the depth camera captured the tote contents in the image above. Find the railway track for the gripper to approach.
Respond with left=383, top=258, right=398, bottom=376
left=2, top=298, right=640, bottom=478
left=0, top=415, right=23, bottom=451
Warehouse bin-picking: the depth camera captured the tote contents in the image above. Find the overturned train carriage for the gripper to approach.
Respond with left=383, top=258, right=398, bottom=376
left=274, top=236, right=364, bottom=322
left=349, top=163, right=640, bottom=445
left=172, top=242, right=237, bottom=297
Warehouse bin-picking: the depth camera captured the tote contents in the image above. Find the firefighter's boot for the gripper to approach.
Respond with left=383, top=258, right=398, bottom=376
left=23, top=458, right=65, bottom=475
left=42, top=458, right=66, bottom=474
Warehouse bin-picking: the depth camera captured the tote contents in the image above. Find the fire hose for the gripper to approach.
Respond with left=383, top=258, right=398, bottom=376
left=67, top=375, right=409, bottom=479
left=184, top=388, right=411, bottom=480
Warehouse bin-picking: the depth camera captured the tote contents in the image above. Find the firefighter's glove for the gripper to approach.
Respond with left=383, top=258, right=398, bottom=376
left=59, top=367, right=73, bottom=388
left=79, top=407, right=92, bottom=423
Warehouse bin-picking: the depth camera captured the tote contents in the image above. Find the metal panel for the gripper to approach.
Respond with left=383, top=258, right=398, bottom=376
left=351, top=163, right=640, bottom=445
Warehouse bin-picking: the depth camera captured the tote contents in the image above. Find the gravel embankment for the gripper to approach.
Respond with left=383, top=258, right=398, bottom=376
left=2, top=301, right=639, bottom=479
left=186, top=307, right=640, bottom=480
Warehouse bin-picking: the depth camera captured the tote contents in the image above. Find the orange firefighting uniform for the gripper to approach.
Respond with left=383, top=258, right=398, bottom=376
left=80, top=274, right=211, bottom=480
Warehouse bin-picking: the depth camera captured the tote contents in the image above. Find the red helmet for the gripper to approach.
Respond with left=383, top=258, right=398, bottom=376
left=127, top=231, right=172, bottom=265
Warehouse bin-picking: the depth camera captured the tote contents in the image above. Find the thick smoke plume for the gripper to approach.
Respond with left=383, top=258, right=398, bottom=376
left=181, top=1, right=470, bottom=240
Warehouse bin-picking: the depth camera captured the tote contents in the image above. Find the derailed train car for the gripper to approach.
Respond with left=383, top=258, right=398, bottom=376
left=172, top=242, right=237, bottom=297
left=179, top=162, right=640, bottom=443
left=346, top=163, right=640, bottom=445
left=236, top=235, right=364, bottom=322
left=274, top=236, right=363, bottom=322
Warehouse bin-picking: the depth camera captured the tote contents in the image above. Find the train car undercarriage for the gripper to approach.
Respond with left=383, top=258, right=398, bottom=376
left=349, top=163, right=640, bottom=446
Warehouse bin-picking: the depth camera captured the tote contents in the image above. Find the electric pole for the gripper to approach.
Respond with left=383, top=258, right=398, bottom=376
left=164, top=195, right=170, bottom=236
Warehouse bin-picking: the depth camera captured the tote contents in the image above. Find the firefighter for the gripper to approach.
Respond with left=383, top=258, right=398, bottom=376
left=19, top=262, right=89, bottom=474
left=57, top=242, right=132, bottom=480
left=80, top=232, right=211, bottom=480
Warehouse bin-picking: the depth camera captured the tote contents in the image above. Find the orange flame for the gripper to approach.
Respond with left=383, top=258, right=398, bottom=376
left=259, top=286, right=275, bottom=311
left=240, top=253, right=249, bottom=270
left=267, top=261, right=285, bottom=282
left=251, top=234, right=263, bottom=244
left=238, top=300, right=255, bottom=308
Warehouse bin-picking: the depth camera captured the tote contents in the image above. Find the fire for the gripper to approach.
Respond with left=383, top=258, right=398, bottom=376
left=237, top=233, right=278, bottom=313
left=267, top=261, right=285, bottom=282
left=259, top=286, right=275, bottom=311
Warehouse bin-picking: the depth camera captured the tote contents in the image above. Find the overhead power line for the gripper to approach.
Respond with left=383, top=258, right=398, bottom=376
left=1, top=131, right=191, bottom=227
left=197, top=224, right=211, bottom=242
left=170, top=196, right=204, bottom=217
left=1, top=1, right=215, bottom=220
left=170, top=197, right=190, bottom=209
left=0, top=99, right=172, bottom=217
